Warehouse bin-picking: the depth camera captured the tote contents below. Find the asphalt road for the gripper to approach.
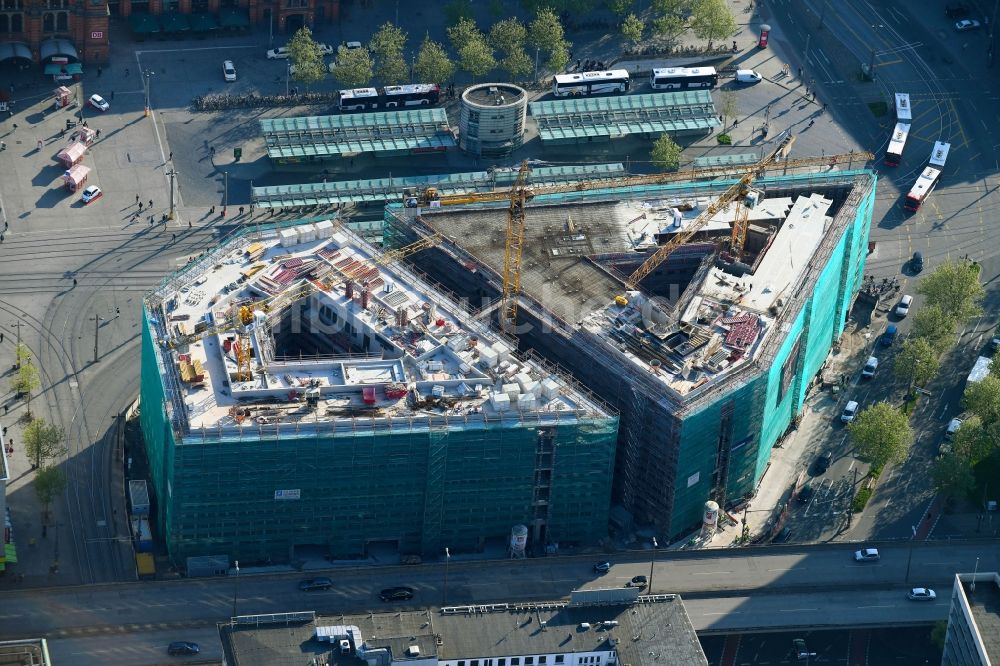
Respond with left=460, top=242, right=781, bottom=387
left=0, top=542, right=989, bottom=641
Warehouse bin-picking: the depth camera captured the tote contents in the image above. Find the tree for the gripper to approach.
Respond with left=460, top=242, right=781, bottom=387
left=11, top=360, right=40, bottom=400
left=287, top=26, right=327, bottom=88
left=930, top=620, right=947, bottom=651
left=652, top=0, right=693, bottom=41
left=445, top=0, right=474, bottom=25
left=34, top=465, right=66, bottom=522
left=458, top=39, right=496, bottom=80
left=719, top=90, right=738, bottom=129
left=690, top=0, right=737, bottom=49
left=950, top=416, right=996, bottom=466
left=651, top=134, right=683, bottom=171
left=621, top=13, right=644, bottom=45
left=23, top=418, right=67, bottom=470
left=910, top=304, right=957, bottom=349
left=652, top=14, right=685, bottom=40
left=963, top=375, right=1000, bottom=426
left=916, top=259, right=985, bottom=322
left=489, top=18, right=528, bottom=55
left=448, top=17, right=482, bottom=52
left=414, top=36, right=456, bottom=84
left=14, top=342, right=31, bottom=369
left=894, top=337, right=939, bottom=392
left=847, top=401, right=913, bottom=468
left=529, top=8, right=571, bottom=72
left=331, top=45, right=374, bottom=88
left=931, top=452, right=975, bottom=499
left=607, top=0, right=635, bottom=16
left=370, top=23, right=409, bottom=85
left=489, top=19, right=532, bottom=80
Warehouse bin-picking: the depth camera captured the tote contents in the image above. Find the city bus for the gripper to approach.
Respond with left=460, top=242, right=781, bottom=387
left=904, top=166, right=942, bottom=211
left=338, top=84, right=441, bottom=112
left=649, top=66, right=719, bottom=90
left=552, top=69, right=631, bottom=97
left=885, top=122, right=910, bottom=167
left=895, top=92, right=911, bottom=122
left=929, top=140, right=950, bottom=167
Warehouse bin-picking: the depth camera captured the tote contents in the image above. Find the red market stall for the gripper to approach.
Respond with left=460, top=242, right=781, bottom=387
left=72, top=127, right=97, bottom=146
left=53, top=86, right=72, bottom=109
left=62, top=165, right=90, bottom=192
left=56, top=142, right=86, bottom=169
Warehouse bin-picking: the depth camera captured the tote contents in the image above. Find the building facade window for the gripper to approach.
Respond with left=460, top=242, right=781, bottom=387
left=555, top=658, right=564, bottom=664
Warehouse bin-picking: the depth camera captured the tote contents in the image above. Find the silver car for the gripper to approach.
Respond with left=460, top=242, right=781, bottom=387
left=908, top=587, right=936, bottom=601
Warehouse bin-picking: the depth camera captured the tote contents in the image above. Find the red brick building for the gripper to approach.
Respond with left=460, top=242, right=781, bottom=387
left=0, top=0, right=109, bottom=65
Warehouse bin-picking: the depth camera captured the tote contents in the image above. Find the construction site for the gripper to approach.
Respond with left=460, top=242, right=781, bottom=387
left=383, top=139, right=878, bottom=541
left=139, top=221, right=618, bottom=567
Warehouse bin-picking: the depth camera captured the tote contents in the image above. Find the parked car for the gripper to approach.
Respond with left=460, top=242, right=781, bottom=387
left=223, top=60, right=237, bottom=82
left=854, top=547, right=880, bottom=562
left=881, top=324, right=898, bottom=346
left=88, top=93, right=110, bottom=111
left=317, top=43, right=335, bottom=55
left=267, top=46, right=291, bottom=59
left=861, top=356, right=879, bottom=380
left=911, top=251, right=924, bottom=273
left=81, top=185, right=103, bottom=204
left=841, top=400, right=859, bottom=423
left=379, top=586, right=414, bottom=602
left=955, top=18, right=981, bottom=30
left=815, top=451, right=833, bottom=474
left=593, top=561, right=611, bottom=574
left=344, top=41, right=363, bottom=50
left=627, top=575, right=647, bottom=587
left=167, top=641, right=200, bottom=656
left=896, top=294, right=913, bottom=318
left=945, top=418, right=963, bottom=440
left=908, top=587, right=936, bottom=601
left=735, top=69, right=762, bottom=83
left=299, top=577, right=333, bottom=591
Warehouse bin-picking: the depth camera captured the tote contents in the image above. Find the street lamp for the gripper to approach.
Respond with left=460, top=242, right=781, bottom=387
left=648, top=538, right=657, bottom=593
left=442, top=547, right=451, bottom=606
left=143, top=70, right=154, bottom=118
left=285, top=62, right=291, bottom=96
left=231, top=560, right=240, bottom=617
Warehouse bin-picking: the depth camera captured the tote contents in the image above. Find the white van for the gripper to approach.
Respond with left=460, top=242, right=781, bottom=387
left=841, top=401, right=859, bottom=423
left=735, top=69, right=762, bottom=83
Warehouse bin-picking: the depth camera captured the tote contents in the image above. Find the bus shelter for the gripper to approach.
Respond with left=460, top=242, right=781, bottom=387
left=62, top=164, right=90, bottom=192
left=529, top=91, right=719, bottom=145
left=259, top=108, right=455, bottom=163
left=56, top=142, right=86, bottom=168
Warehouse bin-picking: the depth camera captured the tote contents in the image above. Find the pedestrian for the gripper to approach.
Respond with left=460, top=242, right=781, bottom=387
left=210, top=146, right=215, bottom=156
left=171, top=233, right=176, bottom=241
left=72, top=278, right=77, bottom=287
left=168, top=152, right=173, bottom=161
left=125, top=67, right=130, bottom=77
left=239, top=206, right=244, bottom=215
left=139, top=201, right=144, bottom=212
left=96, top=129, right=101, bottom=139
left=0, top=333, right=3, bottom=343
left=209, top=205, right=215, bottom=214
left=798, top=67, right=803, bottom=78
left=188, top=220, right=192, bottom=228
left=1, top=426, right=5, bottom=436
left=110, top=90, right=115, bottom=101
left=149, top=199, right=153, bottom=209
left=97, top=65, right=102, bottom=77
left=136, top=194, right=140, bottom=204
left=148, top=215, right=153, bottom=225
left=127, top=152, right=131, bottom=162
left=11, top=123, right=16, bottom=132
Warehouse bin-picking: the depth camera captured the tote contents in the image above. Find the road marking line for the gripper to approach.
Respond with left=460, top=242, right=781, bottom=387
left=780, top=608, right=818, bottom=612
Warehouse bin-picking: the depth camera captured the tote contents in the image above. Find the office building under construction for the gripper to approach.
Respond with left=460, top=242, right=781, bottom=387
left=140, top=222, right=617, bottom=567
left=384, top=161, right=877, bottom=540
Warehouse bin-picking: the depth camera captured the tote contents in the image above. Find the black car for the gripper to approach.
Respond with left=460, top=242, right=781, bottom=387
left=911, top=251, right=924, bottom=273
left=593, top=561, right=611, bottom=573
left=798, top=484, right=814, bottom=503
left=379, top=586, right=415, bottom=602
left=299, top=576, right=333, bottom=591
left=815, top=451, right=833, bottom=474
left=627, top=574, right=647, bottom=587
left=167, top=641, right=200, bottom=656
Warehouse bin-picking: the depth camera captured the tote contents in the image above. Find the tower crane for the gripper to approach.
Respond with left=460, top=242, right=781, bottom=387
left=500, top=161, right=531, bottom=332
left=624, top=142, right=874, bottom=290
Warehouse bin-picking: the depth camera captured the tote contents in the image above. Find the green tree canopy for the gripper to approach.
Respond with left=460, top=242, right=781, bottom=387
left=287, top=26, right=327, bottom=87
left=963, top=375, right=1000, bottom=426
left=34, top=465, right=66, bottom=520
left=607, top=0, right=635, bottom=16
left=847, top=401, right=914, bottom=468
left=500, top=50, right=533, bottom=79
left=529, top=9, right=571, bottom=71
left=489, top=18, right=528, bottom=54
left=458, top=39, right=497, bottom=79
left=370, top=23, right=409, bottom=85
left=651, top=134, right=683, bottom=171
left=894, top=337, right=940, bottom=389
left=621, top=13, right=644, bottom=45
left=331, top=45, right=374, bottom=88
left=445, top=0, right=474, bottom=25
left=448, top=17, right=482, bottom=52
left=14, top=342, right=31, bottom=368
left=690, top=0, right=737, bottom=48
left=916, top=259, right=985, bottom=322
left=24, top=418, right=67, bottom=470
left=949, top=416, right=997, bottom=466
left=910, top=304, right=957, bottom=349
left=652, top=0, right=693, bottom=40
left=11, top=361, right=39, bottom=399
left=931, top=452, right=975, bottom=499
left=414, top=36, right=456, bottom=84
